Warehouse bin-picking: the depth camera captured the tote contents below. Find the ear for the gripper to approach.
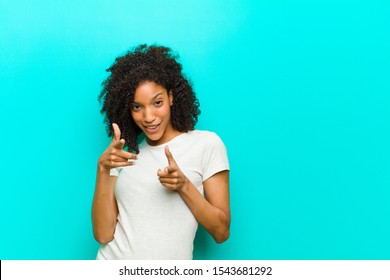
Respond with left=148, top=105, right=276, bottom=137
left=168, top=90, right=173, bottom=106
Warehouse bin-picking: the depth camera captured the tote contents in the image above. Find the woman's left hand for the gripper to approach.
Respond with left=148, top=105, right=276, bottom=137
left=157, top=146, right=188, bottom=191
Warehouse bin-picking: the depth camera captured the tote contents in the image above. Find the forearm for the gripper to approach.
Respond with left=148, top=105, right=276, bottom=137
left=177, top=179, right=230, bottom=243
left=92, top=166, right=118, bottom=244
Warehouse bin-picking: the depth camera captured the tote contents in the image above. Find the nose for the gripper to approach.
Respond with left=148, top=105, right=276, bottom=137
left=143, top=107, right=156, bottom=123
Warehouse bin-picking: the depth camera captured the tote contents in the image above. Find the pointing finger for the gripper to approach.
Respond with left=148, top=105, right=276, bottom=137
left=164, top=146, right=176, bottom=166
left=112, top=123, right=125, bottom=149
left=112, top=123, right=121, bottom=143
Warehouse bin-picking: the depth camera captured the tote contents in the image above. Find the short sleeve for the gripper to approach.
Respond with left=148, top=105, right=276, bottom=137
left=202, top=132, right=229, bottom=182
left=110, top=167, right=122, bottom=177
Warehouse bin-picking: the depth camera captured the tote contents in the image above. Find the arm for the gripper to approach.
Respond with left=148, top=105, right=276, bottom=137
left=179, top=170, right=230, bottom=243
left=92, top=123, right=137, bottom=244
left=92, top=169, right=118, bottom=244
left=158, top=146, right=230, bottom=243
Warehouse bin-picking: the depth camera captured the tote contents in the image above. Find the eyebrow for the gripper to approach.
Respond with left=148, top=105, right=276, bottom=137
left=151, top=93, right=163, bottom=100
left=133, top=93, right=163, bottom=104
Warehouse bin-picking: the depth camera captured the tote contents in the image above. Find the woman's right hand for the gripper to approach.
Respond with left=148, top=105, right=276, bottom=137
left=98, top=123, right=137, bottom=172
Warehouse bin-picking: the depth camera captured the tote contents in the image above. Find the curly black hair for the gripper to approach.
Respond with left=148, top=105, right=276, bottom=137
left=98, top=44, right=201, bottom=153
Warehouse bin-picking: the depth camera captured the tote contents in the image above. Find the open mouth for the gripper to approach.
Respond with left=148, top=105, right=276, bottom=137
left=143, top=123, right=160, bottom=133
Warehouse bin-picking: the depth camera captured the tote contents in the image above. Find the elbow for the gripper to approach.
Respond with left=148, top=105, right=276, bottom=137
left=92, top=217, right=117, bottom=245
left=214, top=228, right=230, bottom=244
left=93, top=229, right=114, bottom=245
left=213, top=216, right=230, bottom=244
left=95, top=235, right=114, bottom=245
left=213, top=210, right=230, bottom=244
left=215, top=232, right=230, bottom=244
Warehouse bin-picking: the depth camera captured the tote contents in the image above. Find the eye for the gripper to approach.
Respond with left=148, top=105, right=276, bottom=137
left=131, top=104, right=141, bottom=111
left=154, top=100, right=163, bottom=107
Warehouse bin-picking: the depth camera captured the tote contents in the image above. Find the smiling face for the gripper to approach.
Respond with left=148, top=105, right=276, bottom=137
left=131, top=81, right=181, bottom=146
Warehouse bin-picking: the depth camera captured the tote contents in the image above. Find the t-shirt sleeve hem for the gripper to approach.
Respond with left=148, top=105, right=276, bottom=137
left=202, top=164, right=230, bottom=182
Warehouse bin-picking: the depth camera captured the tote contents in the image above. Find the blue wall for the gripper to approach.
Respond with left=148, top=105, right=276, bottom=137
left=1, top=0, right=389, bottom=259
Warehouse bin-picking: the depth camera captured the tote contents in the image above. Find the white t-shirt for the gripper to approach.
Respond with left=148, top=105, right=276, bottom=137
left=96, top=130, right=229, bottom=260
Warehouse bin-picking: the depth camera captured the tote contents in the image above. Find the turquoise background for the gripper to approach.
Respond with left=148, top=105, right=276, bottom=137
left=1, top=0, right=389, bottom=259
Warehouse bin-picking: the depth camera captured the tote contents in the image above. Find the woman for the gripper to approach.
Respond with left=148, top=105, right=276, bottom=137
left=92, top=44, right=230, bottom=259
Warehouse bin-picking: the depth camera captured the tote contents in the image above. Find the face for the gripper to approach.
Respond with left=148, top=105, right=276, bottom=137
left=131, top=81, right=179, bottom=146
